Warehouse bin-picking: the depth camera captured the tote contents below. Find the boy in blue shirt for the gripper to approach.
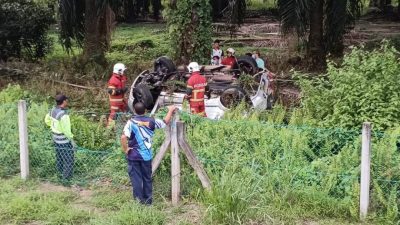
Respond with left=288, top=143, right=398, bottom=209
left=121, top=102, right=176, bottom=204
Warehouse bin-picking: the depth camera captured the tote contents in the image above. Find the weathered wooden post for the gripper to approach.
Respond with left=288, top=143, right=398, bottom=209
left=360, top=122, right=371, bottom=220
left=18, top=100, right=29, bottom=180
left=152, top=113, right=211, bottom=205
left=171, top=114, right=181, bottom=204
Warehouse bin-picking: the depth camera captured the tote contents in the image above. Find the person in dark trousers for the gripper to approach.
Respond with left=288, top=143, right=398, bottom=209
left=45, top=94, right=77, bottom=183
left=120, top=102, right=177, bottom=205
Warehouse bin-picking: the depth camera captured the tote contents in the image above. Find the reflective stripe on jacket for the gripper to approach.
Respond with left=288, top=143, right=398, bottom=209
left=44, top=107, right=73, bottom=144
left=187, top=72, right=207, bottom=103
left=108, top=73, right=127, bottom=107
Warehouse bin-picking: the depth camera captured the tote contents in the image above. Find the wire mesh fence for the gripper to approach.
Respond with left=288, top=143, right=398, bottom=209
left=1, top=101, right=400, bottom=217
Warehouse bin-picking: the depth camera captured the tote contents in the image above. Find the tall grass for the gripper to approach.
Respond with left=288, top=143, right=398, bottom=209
left=1, top=86, right=400, bottom=223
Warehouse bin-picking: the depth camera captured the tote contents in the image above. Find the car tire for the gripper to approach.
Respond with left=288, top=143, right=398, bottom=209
left=133, top=84, right=154, bottom=110
left=236, top=56, right=258, bottom=75
left=154, top=56, right=176, bottom=74
left=220, top=86, right=248, bottom=109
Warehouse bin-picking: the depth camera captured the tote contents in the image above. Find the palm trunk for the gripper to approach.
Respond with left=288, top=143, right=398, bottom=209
left=398, top=0, right=400, bottom=17
left=83, top=0, right=113, bottom=65
left=152, top=0, right=162, bottom=21
left=307, top=0, right=326, bottom=70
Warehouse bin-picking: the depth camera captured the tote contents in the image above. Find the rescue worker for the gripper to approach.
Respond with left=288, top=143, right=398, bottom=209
left=186, top=62, right=208, bottom=117
left=121, top=102, right=177, bottom=205
left=221, top=48, right=237, bottom=69
left=107, top=63, right=128, bottom=126
left=44, top=94, right=76, bottom=183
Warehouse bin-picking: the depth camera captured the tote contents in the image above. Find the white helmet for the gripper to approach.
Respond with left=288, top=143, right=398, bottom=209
left=226, top=48, right=235, bottom=55
left=113, top=63, right=127, bottom=75
left=187, top=62, right=200, bottom=73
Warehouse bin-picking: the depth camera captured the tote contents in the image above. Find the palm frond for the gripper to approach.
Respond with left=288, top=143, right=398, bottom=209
left=59, top=0, right=85, bottom=52
left=324, top=0, right=362, bottom=55
left=277, top=0, right=314, bottom=38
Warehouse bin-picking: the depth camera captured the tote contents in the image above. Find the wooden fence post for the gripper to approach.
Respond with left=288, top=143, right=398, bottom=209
left=151, top=112, right=211, bottom=205
left=360, top=122, right=371, bottom=220
left=18, top=100, right=29, bottom=180
left=171, top=114, right=180, bottom=205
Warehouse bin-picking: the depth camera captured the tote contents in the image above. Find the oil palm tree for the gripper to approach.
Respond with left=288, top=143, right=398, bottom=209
left=59, top=0, right=122, bottom=65
left=277, top=0, right=362, bottom=70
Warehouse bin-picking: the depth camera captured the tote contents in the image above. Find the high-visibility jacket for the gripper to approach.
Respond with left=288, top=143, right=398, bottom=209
left=187, top=72, right=207, bottom=104
left=45, top=107, right=73, bottom=144
left=108, top=73, right=127, bottom=110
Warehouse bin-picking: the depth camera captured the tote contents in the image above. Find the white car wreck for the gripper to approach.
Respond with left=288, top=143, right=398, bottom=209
left=128, top=56, right=274, bottom=119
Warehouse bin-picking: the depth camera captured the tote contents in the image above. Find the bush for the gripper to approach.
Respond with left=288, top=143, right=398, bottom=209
left=298, top=41, right=400, bottom=131
left=0, top=0, right=54, bottom=61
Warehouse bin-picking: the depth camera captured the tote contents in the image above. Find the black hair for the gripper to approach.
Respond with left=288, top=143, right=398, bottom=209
left=134, top=102, right=146, bottom=115
left=245, top=52, right=252, bottom=57
left=214, top=39, right=220, bottom=44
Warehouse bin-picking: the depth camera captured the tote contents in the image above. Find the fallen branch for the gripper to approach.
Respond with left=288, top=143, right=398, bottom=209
left=45, top=78, right=98, bottom=90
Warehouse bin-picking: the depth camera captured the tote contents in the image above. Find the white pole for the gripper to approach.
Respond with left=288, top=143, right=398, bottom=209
left=18, top=100, right=29, bottom=180
left=360, top=122, right=371, bottom=220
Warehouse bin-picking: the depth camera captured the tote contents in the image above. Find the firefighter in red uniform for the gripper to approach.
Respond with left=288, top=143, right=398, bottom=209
left=107, top=63, right=128, bottom=125
left=221, top=48, right=237, bottom=69
left=186, top=62, right=208, bottom=117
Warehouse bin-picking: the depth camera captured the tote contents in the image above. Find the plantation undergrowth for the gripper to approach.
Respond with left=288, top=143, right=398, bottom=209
left=1, top=83, right=400, bottom=224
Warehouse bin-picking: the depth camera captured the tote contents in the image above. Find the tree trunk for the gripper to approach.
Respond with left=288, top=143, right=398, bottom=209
left=307, top=0, right=326, bottom=70
left=83, top=0, right=114, bottom=65
left=126, top=0, right=136, bottom=22
left=152, top=0, right=162, bottom=21
left=398, top=0, right=400, bottom=17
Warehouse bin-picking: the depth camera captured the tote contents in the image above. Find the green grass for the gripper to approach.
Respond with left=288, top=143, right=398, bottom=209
left=0, top=178, right=91, bottom=225
left=247, top=0, right=276, bottom=10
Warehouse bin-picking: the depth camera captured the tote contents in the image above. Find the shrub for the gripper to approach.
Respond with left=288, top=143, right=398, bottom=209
left=0, top=0, right=54, bottom=61
left=298, top=41, right=400, bottom=131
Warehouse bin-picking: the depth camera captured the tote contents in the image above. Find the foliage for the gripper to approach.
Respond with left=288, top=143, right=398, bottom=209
left=71, top=114, right=115, bottom=151
left=0, top=0, right=54, bottom=61
left=166, top=0, right=212, bottom=64
left=106, top=23, right=170, bottom=74
left=222, top=0, right=247, bottom=29
left=298, top=42, right=400, bottom=131
left=3, top=81, right=400, bottom=222
left=203, top=168, right=262, bottom=224
left=277, top=0, right=362, bottom=64
left=58, top=0, right=85, bottom=52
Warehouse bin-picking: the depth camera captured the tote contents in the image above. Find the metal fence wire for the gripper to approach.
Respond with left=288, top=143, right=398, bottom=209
left=1, top=102, right=400, bottom=217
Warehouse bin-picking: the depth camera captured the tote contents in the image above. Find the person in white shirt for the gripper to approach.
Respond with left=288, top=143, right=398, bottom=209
left=211, top=39, right=223, bottom=65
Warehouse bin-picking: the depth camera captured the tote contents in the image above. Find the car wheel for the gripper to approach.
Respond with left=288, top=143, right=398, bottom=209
left=236, top=56, right=258, bottom=75
left=133, top=84, right=154, bottom=110
left=154, top=56, right=176, bottom=74
left=220, top=86, right=248, bottom=109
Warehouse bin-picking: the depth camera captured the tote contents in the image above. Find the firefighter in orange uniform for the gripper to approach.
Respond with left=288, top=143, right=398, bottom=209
left=186, top=62, right=208, bottom=117
left=107, top=63, right=128, bottom=125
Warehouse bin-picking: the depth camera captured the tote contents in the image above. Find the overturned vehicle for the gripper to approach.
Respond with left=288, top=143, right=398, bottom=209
left=128, top=56, right=275, bottom=119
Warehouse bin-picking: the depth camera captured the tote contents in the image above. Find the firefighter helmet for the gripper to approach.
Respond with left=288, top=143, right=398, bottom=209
left=113, top=63, right=127, bottom=75
left=187, top=62, right=200, bottom=73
